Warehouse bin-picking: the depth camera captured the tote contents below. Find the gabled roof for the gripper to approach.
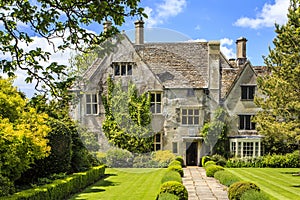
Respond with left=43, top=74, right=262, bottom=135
left=135, top=42, right=209, bottom=88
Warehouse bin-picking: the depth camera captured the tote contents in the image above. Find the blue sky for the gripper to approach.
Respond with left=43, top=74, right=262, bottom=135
left=3, top=0, right=290, bottom=97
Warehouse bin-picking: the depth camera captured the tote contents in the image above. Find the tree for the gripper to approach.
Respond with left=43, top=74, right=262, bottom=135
left=0, top=78, right=50, bottom=196
left=0, top=0, right=145, bottom=95
left=254, top=0, right=300, bottom=154
left=102, top=77, right=153, bottom=153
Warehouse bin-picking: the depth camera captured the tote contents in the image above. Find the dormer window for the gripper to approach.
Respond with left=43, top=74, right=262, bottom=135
left=241, top=85, right=255, bottom=100
left=113, top=63, right=133, bottom=76
left=86, top=94, right=98, bottom=115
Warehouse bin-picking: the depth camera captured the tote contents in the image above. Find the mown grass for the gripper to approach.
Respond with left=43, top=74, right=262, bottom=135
left=69, top=168, right=167, bottom=200
left=227, top=168, right=300, bottom=200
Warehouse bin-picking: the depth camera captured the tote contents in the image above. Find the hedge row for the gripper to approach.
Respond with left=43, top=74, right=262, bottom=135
left=157, top=157, right=188, bottom=200
left=1, top=165, right=105, bottom=200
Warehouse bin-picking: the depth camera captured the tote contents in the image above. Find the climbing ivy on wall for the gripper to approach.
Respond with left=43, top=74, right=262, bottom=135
left=102, top=77, right=153, bottom=153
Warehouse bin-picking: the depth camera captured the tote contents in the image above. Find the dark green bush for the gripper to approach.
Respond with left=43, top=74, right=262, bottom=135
left=158, top=181, right=188, bottom=200
left=205, top=165, right=224, bottom=177
left=211, top=154, right=227, bottom=167
left=168, top=160, right=182, bottom=167
left=201, top=155, right=211, bottom=167
left=175, top=156, right=184, bottom=167
left=0, top=165, right=105, bottom=200
left=167, top=165, right=184, bottom=177
left=158, top=192, right=180, bottom=200
left=228, top=181, right=260, bottom=200
left=0, top=175, right=15, bottom=197
left=214, top=170, right=240, bottom=187
left=161, top=170, right=182, bottom=184
left=105, top=148, right=133, bottom=168
left=204, top=161, right=216, bottom=168
left=241, top=190, right=269, bottom=200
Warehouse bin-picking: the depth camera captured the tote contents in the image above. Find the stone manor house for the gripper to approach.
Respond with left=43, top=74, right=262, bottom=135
left=70, top=20, right=267, bottom=166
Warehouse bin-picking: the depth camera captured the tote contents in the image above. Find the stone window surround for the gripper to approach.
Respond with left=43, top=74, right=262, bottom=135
left=230, top=137, right=261, bottom=157
left=181, top=107, right=201, bottom=126
left=112, top=62, right=134, bottom=77
left=85, top=93, right=99, bottom=115
left=240, top=84, right=256, bottom=100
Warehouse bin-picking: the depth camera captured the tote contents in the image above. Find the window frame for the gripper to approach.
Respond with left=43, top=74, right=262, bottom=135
left=152, top=133, right=161, bottom=151
left=230, top=139, right=261, bottom=158
left=112, top=62, right=133, bottom=77
left=86, top=93, right=98, bottom=115
left=150, top=92, right=162, bottom=114
left=241, top=85, right=255, bottom=100
left=181, top=108, right=200, bottom=125
left=239, top=114, right=256, bottom=130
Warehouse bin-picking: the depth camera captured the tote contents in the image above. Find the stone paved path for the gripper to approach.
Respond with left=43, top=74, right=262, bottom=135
left=182, top=167, right=229, bottom=200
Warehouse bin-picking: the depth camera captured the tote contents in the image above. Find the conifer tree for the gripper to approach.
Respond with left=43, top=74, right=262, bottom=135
left=255, top=0, right=300, bottom=153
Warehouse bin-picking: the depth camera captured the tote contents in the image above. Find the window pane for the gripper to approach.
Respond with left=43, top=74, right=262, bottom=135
left=194, top=116, right=199, bottom=124
left=239, top=115, right=244, bottom=129
left=172, top=142, right=178, bottom=153
left=155, top=134, right=160, bottom=142
left=156, top=103, right=161, bottom=113
left=249, top=86, right=255, bottom=99
left=245, top=115, right=251, bottom=129
left=188, top=109, right=193, bottom=115
left=156, top=144, right=161, bottom=151
left=92, top=94, right=97, bottom=103
left=241, top=86, right=247, bottom=99
left=182, top=116, right=187, bottom=124
left=182, top=109, right=187, bottom=115
left=92, top=104, right=98, bottom=114
left=86, top=105, right=91, bottom=115
left=150, top=103, right=155, bottom=113
left=86, top=94, right=91, bottom=103
left=194, top=109, right=199, bottom=115
left=151, top=94, right=155, bottom=102
left=114, top=65, right=120, bottom=75
left=127, top=65, right=132, bottom=75
left=121, top=65, right=126, bottom=75
left=188, top=116, right=193, bottom=124
left=156, top=93, right=161, bottom=102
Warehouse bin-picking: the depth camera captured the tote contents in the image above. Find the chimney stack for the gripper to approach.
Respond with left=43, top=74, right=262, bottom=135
left=103, top=20, right=112, bottom=33
left=134, top=20, right=144, bottom=45
left=236, top=37, right=247, bottom=66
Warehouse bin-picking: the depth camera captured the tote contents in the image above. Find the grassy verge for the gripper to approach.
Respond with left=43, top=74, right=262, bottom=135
left=227, top=168, right=300, bottom=200
left=69, top=168, right=167, bottom=200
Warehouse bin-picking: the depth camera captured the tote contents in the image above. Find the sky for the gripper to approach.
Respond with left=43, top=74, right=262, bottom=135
left=1, top=0, right=290, bottom=97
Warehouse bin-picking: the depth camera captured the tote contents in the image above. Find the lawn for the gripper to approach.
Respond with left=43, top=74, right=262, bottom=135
left=69, top=168, right=167, bottom=200
left=227, top=168, right=300, bottom=200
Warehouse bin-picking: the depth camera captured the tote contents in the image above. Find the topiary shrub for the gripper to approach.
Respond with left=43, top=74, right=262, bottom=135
left=153, top=150, right=175, bottom=168
left=228, top=181, right=260, bottom=200
left=105, top=148, right=133, bottom=168
left=168, top=160, right=182, bottom=167
left=201, top=155, right=211, bottom=167
left=158, top=192, right=180, bottom=200
left=161, top=170, right=182, bottom=184
left=205, top=165, right=224, bottom=177
left=214, top=170, right=240, bottom=187
left=204, top=160, right=216, bottom=168
left=175, top=156, right=184, bottom=167
left=167, top=165, right=184, bottom=177
left=158, top=181, right=188, bottom=200
left=211, top=154, right=227, bottom=167
left=240, top=190, right=269, bottom=200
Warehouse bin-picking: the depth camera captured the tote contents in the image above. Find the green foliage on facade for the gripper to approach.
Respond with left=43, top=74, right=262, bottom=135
left=254, top=0, right=300, bottom=150
left=102, top=77, right=153, bottom=153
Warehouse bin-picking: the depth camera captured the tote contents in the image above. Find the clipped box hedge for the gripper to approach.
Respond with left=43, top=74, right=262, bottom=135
left=1, top=165, right=105, bottom=200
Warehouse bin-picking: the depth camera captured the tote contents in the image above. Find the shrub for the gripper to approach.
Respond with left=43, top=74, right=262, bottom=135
left=205, top=165, right=224, bottom=177
left=158, top=192, right=180, bottom=200
left=204, top=161, right=216, bottom=168
left=153, top=150, right=175, bottom=168
left=228, top=181, right=260, bottom=200
left=105, top=148, right=133, bottom=168
left=167, top=165, right=184, bottom=177
left=158, top=181, right=188, bottom=200
left=133, top=153, right=158, bottom=168
left=175, top=156, right=184, bottom=167
left=241, top=190, right=269, bottom=200
left=201, top=155, right=211, bottom=167
left=0, top=175, right=15, bottom=197
left=214, top=170, right=240, bottom=187
left=95, top=152, right=107, bottom=165
left=168, top=160, right=182, bottom=167
left=161, top=170, right=182, bottom=184
left=211, top=154, right=227, bottom=167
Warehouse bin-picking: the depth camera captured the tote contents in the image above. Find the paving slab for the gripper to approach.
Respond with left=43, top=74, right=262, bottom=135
left=182, top=167, right=229, bottom=200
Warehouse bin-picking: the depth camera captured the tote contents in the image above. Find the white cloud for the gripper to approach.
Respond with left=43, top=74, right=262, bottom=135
left=220, top=38, right=235, bottom=59
left=145, top=0, right=187, bottom=27
left=234, top=0, right=289, bottom=29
